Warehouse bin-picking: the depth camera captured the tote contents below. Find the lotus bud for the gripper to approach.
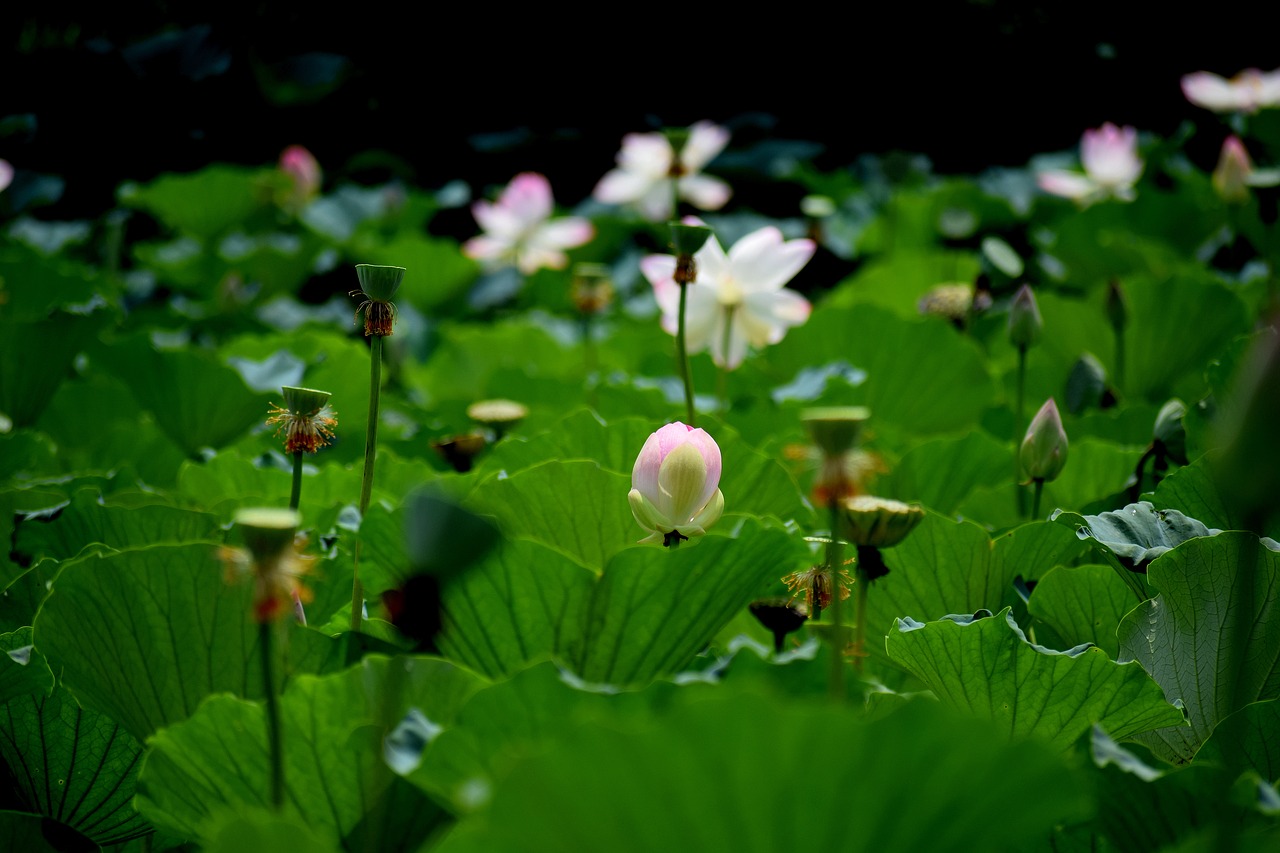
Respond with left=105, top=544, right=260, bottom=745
left=1065, top=353, right=1109, bottom=414
left=1008, top=284, right=1043, bottom=349
left=1106, top=280, right=1127, bottom=333
left=1213, top=136, right=1253, bottom=204
left=1020, top=398, right=1069, bottom=483
left=839, top=495, right=925, bottom=550
left=628, top=422, right=724, bottom=547
left=279, top=145, right=321, bottom=203
left=1152, top=398, right=1188, bottom=465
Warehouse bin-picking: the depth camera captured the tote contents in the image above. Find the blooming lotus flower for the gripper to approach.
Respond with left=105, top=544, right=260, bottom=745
left=594, top=121, right=731, bottom=221
left=628, top=422, right=724, bottom=546
left=1037, top=123, right=1143, bottom=203
left=463, top=173, right=593, bottom=275
left=0, top=160, right=12, bottom=193
left=640, top=222, right=814, bottom=370
left=1182, top=68, right=1280, bottom=114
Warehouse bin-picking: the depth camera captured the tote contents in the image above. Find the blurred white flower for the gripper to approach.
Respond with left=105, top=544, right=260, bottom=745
left=1037, top=123, right=1143, bottom=204
left=463, top=173, right=593, bottom=275
left=1182, top=68, right=1280, bottom=114
left=641, top=221, right=813, bottom=370
left=0, top=160, right=12, bottom=193
left=594, top=121, right=731, bottom=221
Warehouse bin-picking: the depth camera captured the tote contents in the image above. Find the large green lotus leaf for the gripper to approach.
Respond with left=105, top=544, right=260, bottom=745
left=14, top=489, right=219, bottom=563
left=1118, top=533, right=1280, bottom=763
left=94, top=336, right=272, bottom=455
left=0, top=244, right=106, bottom=322
left=1123, top=275, right=1250, bottom=402
left=0, top=313, right=105, bottom=428
left=1037, top=202, right=1188, bottom=291
left=350, top=231, right=478, bottom=312
left=433, top=692, right=1089, bottom=853
left=825, top=251, right=982, bottom=317
left=200, top=809, right=338, bottom=853
left=215, top=231, right=320, bottom=301
left=761, top=304, right=995, bottom=435
left=0, top=430, right=58, bottom=482
left=0, top=810, right=89, bottom=853
left=879, top=430, right=1013, bottom=514
left=0, top=487, right=66, bottom=592
left=436, top=539, right=593, bottom=679
left=0, top=628, right=54, bottom=705
left=887, top=608, right=1185, bottom=751
left=1194, top=699, right=1280, bottom=783
left=136, top=655, right=481, bottom=850
left=1150, top=453, right=1272, bottom=535
left=861, top=513, right=1086, bottom=661
left=120, top=165, right=269, bottom=239
left=478, top=411, right=808, bottom=525
left=1028, top=564, right=1136, bottom=658
left=0, top=685, right=150, bottom=845
left=355, top=502, right=407, bottom=596
left=410, top=319, right=578, bottom=404
left=464, top=461, right=633, bottom=571
left=35, top=371, right=187, bottom=487
left=566, top=523, right=804, bottom=686
left=34, top=543, right=336, bottom=741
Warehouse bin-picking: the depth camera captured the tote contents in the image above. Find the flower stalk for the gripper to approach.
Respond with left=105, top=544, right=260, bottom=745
left=350, top=264, right=405, bottom=633
left=668, top=223, right=713, bottom=426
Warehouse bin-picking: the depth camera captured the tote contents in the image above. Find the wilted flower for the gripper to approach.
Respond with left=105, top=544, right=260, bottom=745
left=782, top=562, right=852, bottom=612
left=1021, top=398, right=1069, bottom=483
left=350, top=264, right=405, bottom=337
left=1037, top=123, right=1143, bottom=204
left=1181, top=68, right=1280, bottom=114
left=1008, top=284, right=1043, bottom=349
left=0, top=160, right=12, bottom=193
left=463, top=173, right=593, bottom=275
left=266, top=386, right=336, bottom=454
left=221, top=508, right=313, bottom=623
left=594, top=121, right=731, bottom=221
left=628, top=422, right=724, bottom=546
left=641, top=222, right=814, bottom=370
left=279, top=145, right=321, bottom=206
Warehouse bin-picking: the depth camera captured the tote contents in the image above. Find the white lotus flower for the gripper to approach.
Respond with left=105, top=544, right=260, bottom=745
left=594, top=121, right=731, bottom=221
left=0, top=160, right=12, bottom=193
left=640, top=222, right=814, bottom=370
left=1037, top=123, right=1143, bottom=204
left=463, top=173, right=593, bottom=275
left=1182, top=68, right=1280, bottom=114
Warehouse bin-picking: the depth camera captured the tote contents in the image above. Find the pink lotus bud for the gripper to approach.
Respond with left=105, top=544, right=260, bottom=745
left=1020, top=398, right=1069, bottom=483
left=1213, top=136, right=1253, bottom=204
left=1008, top=284, right=1043, bottom=349
left=628, top=422, right=724, bottom=547
left=279, top=145, right=321, bottom=200
left=0, top=159, right=12, bottom=193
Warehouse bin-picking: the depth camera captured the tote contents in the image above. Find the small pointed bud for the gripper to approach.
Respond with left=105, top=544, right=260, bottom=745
left=1213, top=136, right=1253, bottom=204
left=629, top=422, right=723, bottom=546
left=1065, top=353, right=1109, bottom=415
left=355, top=264, right=405, bottom=302
left=839, top=495, right=925, bottom=549
left=1007, top=284, right=1043, bottom=348
left=1152, top=398, right=1188, bottom=464
left=1021, top=398, right=1069, bottom=483
left=802, top=407, right=870, bottom=457
left=1105, top=280, right=1127, bottom=332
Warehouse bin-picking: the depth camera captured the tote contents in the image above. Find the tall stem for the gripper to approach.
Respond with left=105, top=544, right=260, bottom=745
left=289, top=451, right=303, bottom=511
left=676, top=282, right=696, bottom=426
left=827, top=505, right=845, bottom=699
left=353, top=334, right=384, bottom=633
left=1032, top=478, right=1045, bottom=520
left=1015, top=344, right=1028, bottom=517
left=853, top=564, right=869, bottom=675
left=260, top=621, right=285, bottom=811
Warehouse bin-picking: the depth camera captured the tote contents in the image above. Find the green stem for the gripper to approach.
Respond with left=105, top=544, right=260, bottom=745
left=827, top=506, right=845, bottom=699
left=353, top=334, right=384, bottom=633
left=1114, top=326, right=1126, bottom=393
left=289, top=451, right=303, bottom=511
left=1032, top=478, right=1044, bottom=520
left=676, top=282, right=696, bottom=426
left=260, top=621, right=285, bottom=811
left=854, top=563, right=868, bottom=675
left=1015, top=344, right=1028, bottom=517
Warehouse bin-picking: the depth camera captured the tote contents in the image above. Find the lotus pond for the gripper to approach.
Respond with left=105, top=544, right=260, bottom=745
left=2, top=72, right=1280, bottom=853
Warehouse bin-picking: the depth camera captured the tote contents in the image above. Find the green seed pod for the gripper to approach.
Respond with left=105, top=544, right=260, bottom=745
left=802, top=407, right=871, bottom=457
left=839, top=495, right=925, bottom=549
left=355, top=264, right=406, bottom=302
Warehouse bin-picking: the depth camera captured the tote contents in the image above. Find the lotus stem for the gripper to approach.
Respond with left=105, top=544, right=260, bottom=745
left=1032, top=478, right=1045, bottom=520
left=260, top=621, right=285, bottom=810
left=827, top=503, right=845, bottom=698
left=854, top=562, right=869, bottom=676
left=353, top=334, right=384, bottom=632
left=1015, top=343, right=1027, bottom=517
left=289, top=451, right=303, bottom=511
left=676, top=280, right=696, bottom=426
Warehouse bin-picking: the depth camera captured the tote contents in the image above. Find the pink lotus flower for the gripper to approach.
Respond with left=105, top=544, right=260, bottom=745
left=1037, top=123, right=1143, bottom=204
left=279, top=145, right=321, bottom=201
left=641, top=221, right=814, bottom=370
left=0, top=159, right=12, bottom=193
left=463, top=173, right=593, bottom=275
left=594, top=121, right=731, bottom=221
left=1182, top=68, right=1280, bottom=114
left=628, top=422, right=724, bottom=546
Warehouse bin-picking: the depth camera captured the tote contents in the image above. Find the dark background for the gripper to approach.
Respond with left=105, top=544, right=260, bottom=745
left=3, top=1, right=1276, bottom=220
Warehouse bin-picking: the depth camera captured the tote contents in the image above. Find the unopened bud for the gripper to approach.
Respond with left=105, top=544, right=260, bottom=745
left=1008, top=284, right=1043, bottom=348
left=1152, top=399, right=1187, bottom=464
left=1213, top=136, right=1252, bottom=204
left=1020, top=398, right=1069, bottom=483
